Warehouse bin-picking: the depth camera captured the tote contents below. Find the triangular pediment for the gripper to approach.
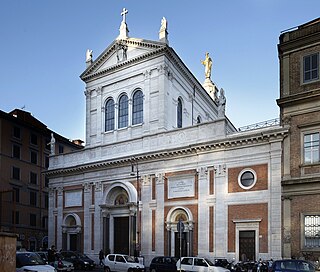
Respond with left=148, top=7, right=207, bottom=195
left=80, top=38, right=167, bottom=81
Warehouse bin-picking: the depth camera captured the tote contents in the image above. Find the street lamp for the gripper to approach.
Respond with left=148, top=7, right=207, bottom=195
left=130, top=158, right=140, bottom=257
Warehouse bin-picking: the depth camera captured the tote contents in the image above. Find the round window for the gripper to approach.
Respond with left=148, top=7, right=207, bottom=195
left=238, top=169, right=257, bottom=189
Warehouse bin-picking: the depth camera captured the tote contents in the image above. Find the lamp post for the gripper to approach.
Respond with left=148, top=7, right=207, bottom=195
left=131, top=158, right=140, bottom=257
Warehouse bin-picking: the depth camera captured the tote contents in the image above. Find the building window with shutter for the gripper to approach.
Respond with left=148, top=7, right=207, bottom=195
left=304, top=132, right=319, bottom=164
left=303, top=53, right=319, bottom=83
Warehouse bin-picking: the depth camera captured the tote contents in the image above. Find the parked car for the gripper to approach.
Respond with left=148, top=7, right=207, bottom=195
left=234, top=261, right=258, bottom=272
left=103, top=254, right=145, bottom=272
left=215, top=258, right=236, bottom=272
left=149, top=256, right=178, bottom=272
left=16, top=251, right=56, bottom=272
left=176, top=257, right=230, bottom=272
left=36, top=251, right=74, bottom=272
left=270, top=259, right=315, bottom=272
left=59, top=251, right=95, bottom=270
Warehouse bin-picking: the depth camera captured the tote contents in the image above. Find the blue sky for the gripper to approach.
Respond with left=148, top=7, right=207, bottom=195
left=0, top=0, right=319, bottom=141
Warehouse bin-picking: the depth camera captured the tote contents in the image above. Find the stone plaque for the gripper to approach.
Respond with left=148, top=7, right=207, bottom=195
left=168, top=175, right=195, bottom=199
left=65, top=190, right=82, bottom=207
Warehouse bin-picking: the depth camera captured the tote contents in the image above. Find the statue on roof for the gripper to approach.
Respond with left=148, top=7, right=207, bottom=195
left=201, top=52, right=213, bottom=79
left=50, top=133, right=56, bottom=156
left=160, top=17, right=167, bottom=31
left=86, top=49, right=93, bottom=63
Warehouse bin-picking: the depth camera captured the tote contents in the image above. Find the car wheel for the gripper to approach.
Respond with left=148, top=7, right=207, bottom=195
left=104, top=266, right=111, bottom=272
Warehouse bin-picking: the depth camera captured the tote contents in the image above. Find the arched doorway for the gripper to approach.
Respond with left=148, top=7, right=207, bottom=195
left=166, top=207, right=194, bottom=257
left=61, top=213, right=82, bottom=251
left=100, top=182, right=138, bottom=256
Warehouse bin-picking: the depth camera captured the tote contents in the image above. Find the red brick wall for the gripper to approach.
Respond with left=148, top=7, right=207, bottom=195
left=228, top=164, right=268, bottom=193
left=228, top=203, right=268, bottom=253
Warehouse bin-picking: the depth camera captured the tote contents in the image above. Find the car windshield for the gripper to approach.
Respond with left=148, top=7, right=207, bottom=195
left=77, top=253, right=88, bottom=258
left=205, top=258, right=214, bottom=266
left=17, top=252, right=47, bottom=266
left=124, top=255, right=136, bottom=263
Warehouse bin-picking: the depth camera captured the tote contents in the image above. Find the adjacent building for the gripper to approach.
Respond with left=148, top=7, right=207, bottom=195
left=47, top=10, right=286, bottom=264
left=0, top=109, right=83, bottom=250
left=278, top=18, right=320, bottom=260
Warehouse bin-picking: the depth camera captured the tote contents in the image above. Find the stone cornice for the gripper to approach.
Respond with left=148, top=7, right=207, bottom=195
left=45, top=127, right=288, bottom=178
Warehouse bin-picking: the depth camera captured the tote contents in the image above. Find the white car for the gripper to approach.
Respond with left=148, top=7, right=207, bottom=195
left=16, top=251, right=57, bottom=272
left=176, top=257, right=230, bottom=272
left=104, top=254, right=145, bottom=272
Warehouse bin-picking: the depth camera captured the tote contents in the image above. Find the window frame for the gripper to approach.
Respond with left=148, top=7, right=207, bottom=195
left=30, top=171, right=38, bottom=185
left=303, top=130, right=320, bottom=165
left=105, top=98, right=115, bottom=132
left=301, top=213, right=320, bottom=249
left=132, top=90, right=143, bottom=125
left=177, top=97, right=183, bottom=128
left=303, top=53, right=319, bottom=83
left=12, top=166, right=20, bottom=180
left=238, top=168, right=257, bottom=190
left=12, top=144, right=21, bottom=159
left=13, top=126, right=21, bottom=139
left=118, top=94, right=129, bottom=129
left=30, top=150, right=38, bottom=164
left=30, top=190, right=37, bottom=206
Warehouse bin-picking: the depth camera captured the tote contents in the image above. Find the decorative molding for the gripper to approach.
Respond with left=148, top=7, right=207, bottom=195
left=95, top=181, right=102, bottom=191
left=57, top=186, right=63, bottom=196
left=155, top=173, right=165, bottom=184
left=143, top=175, right=151, bottom=186
left=214, top=164, right=226, bottom=177
left=83, top=182, right=90, bottom=192
left=46, top=128, right=288, bottom=177
left=197, top=166, right=208, bottom=178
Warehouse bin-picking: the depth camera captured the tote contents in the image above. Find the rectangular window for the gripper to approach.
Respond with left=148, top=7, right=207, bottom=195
left=30, top=133, right=38, bottom=145
left=30, top=191, right=37, bottom=206
left=30, top=150, right=38, bottom=164
left=12, top=166, right=20, bottom=180
left=12, top=211, right=19, bottom=224
left=304, top=132, right=320, bottom=164
left=13, top=188, right=20, bottom=202
left=45, top=156, right=49, bottom=168
left=30, top=213, right=37, bottom=227
left=30, top=172, right=37, bottom=184
left=13, top=126, right=21, bottom=139
left=44, top=193, right=49, bottom=208
left=303, top=53, right=319, bottom=83
left=59, top=145, right=64, bottom=154
left=45, top=177, right=49, bottom=187
left=12, top=144, right=21, bottom=159
left=304, top=215, right=320, bottom=248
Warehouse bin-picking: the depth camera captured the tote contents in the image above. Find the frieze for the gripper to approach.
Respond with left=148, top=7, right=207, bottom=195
left=143, top=69, right=152, bottom=79
left=83, top=182, right=90, bottom=192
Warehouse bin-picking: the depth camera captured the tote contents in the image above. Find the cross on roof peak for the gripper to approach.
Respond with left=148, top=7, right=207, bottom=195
left=121, top=8, right=128, bottom=23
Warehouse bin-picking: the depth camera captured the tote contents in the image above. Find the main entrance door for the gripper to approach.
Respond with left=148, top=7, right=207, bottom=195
left=174, top=232, right=187, bottom=258
left=239, top=231, right=255, bottom=261
left=114, top=217, right=129, bottom=254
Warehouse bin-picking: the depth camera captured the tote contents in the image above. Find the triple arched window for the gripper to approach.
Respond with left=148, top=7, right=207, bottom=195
left=105, top=89, right=143, bottom=132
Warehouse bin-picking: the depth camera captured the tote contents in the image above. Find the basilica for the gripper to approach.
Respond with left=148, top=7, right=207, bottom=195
left=47, top=9, right=287, bottom=265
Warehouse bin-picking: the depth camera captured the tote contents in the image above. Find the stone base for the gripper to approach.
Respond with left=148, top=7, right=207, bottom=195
left=202, top=78, right=218, bottom=101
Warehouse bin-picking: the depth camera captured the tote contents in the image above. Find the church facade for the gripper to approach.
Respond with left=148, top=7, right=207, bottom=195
left=47, top=9, right=287, bottom=264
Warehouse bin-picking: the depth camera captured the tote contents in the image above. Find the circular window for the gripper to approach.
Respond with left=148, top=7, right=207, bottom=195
left=238, top=169, right=257, bottom=189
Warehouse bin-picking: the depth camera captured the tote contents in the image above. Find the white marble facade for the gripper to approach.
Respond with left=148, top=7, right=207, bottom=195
left=47, top=10, right=286, bottom=266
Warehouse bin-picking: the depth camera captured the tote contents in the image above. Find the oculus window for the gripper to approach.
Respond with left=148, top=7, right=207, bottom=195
left=238, top=169, right=257, bottom=189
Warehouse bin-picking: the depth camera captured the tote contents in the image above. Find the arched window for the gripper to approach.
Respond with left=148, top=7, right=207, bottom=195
left=132, top=90, right=143, bottom=125
left=118, top=94, right=128, bottom=128
left=105, top=98, right=115, bottom=132
left=177, top=97, right=183, bottom=128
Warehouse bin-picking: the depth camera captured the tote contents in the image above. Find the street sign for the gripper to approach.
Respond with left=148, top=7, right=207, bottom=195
left=177, top=218, right=184, bottom=232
